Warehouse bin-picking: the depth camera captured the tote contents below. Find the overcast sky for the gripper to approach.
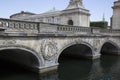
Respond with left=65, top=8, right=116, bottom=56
left=0, top=0, right=116, bottom=24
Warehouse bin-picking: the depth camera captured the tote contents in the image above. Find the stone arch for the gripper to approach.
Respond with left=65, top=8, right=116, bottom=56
left=0, top=45, right=43, bottom=72
left=57, top=41, right=94, bottom=63
left=68, top=20, right=74, bottom=25
left=100, top=40, right=119, bottom=55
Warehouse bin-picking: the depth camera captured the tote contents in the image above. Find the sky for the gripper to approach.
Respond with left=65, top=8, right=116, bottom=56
left=0, top=0, right=116, bottom=24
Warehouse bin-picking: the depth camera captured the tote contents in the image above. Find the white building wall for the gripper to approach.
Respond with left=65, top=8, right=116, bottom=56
left=112, top=1, right=120, bottom=29
left=10, top=0, right=90, bottom=27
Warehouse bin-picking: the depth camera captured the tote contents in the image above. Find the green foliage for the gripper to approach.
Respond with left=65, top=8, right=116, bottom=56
left=90, top=21, right=108, bottom=29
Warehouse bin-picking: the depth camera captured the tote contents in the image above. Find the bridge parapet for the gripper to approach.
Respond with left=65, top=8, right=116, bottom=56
left=39, top=23, right=58, bottom=33
left=100, top=29, right=120, bottom=36
left=57, top=25, right=91, bottom=35
left=92, top=27, right=120, bottom=36
left=0, top=18, right=120, bottom=36
left=0, top=18, right=38, bottom=34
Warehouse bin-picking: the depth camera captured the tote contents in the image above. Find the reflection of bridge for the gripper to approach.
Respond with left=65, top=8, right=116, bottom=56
left=0, top=18, right=120, bottom=73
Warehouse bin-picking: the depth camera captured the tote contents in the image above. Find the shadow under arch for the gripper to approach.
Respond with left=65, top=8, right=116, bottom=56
left=100, top=41, right=119, bottom=55
left=0, top=45, right=41, bottom=72
left=58, top=42, right=94, bottom=63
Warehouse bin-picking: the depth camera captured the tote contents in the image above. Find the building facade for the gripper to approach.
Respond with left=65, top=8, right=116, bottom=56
left=112, top=0, right=120, bottom=29
left=10, top=0, right=90, bottom=27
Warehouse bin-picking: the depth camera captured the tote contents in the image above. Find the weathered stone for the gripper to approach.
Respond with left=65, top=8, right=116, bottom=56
left=112, top=0, right=120, bottom=29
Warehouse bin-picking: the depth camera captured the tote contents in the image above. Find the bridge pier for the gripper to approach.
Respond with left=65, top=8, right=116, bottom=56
left=40, top=64, right=58, bottom=74
left=117, top=49, right=120, bottom=55
left=91, top=50, right=101, bottom=59
left=81, top=53, right=101, bottom=60
left=40, top=59, right=59, bottom=74
left=92, top=54, right=101, bottom=59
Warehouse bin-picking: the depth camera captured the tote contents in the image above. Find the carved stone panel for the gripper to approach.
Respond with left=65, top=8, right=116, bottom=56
left=0, top=40, right=16, bottom=45
left=41, top=40, right=58, bottom=60
left=93, top=39, right=101, bottom=51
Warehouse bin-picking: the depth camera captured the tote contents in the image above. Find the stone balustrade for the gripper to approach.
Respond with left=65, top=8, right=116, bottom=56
left=39, top=23, right=58, bottom=33
left=57, top=25, right=91, bottom=35
left=91, top=27, right=120, bottom=36
left=0, top=18, right=38, bottom=34
left=100, top=29, right=120, bottom=36
left=0, top=18, right=120, bottom=36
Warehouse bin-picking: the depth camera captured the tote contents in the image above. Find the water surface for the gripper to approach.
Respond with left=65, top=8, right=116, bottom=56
left=1, top=55, right=120, bottom=80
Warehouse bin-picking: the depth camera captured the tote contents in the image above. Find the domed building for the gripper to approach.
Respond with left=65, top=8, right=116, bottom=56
left=10, top=0, right=90, bottom=27
left=10, top=11, right=36, bottom=20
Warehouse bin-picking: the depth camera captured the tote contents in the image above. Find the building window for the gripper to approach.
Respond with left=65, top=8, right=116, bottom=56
left=0, top=22, right=2, bottom=27
left=68, top=20, right=73, bottom=25
left=48, top=18, right=51, bottom=23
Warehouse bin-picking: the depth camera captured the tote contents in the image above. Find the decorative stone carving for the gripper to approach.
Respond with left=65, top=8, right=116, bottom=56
left=93, top=39, right=100, bottom=51
left=0, top=40, right=16, bottom=45
left=41, top=40, right=58, bottom=60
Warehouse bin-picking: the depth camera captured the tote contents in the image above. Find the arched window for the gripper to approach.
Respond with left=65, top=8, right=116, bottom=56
left=0, top=22, right=2, bottom=27
left=68, top=20, right=73, bottom=25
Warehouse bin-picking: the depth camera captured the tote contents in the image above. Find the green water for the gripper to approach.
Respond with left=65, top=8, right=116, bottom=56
left=1, top=55, right=120, bottom=80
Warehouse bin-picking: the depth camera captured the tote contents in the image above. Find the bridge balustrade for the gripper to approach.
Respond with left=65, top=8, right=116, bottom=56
left=0, top=18, right=120, bottom=36
left=57, top=25, right=91, bottom=35
left=91, top=27, right=120, bottom=36
left=0, top=18, right=38, bottom=34
left=99, top=29, right=120, bottom=36
left=39, top=23, right=58, bottom=33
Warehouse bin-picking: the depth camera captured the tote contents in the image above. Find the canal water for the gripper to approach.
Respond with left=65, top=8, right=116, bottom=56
left=0, top=55, right=120, bottom=80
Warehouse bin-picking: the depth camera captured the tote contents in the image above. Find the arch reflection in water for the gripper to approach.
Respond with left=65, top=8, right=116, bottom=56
left=41, top=55, right=120, bottom=80
left=58, top=59, right=93, bottom=80
left=0, top=69, right=40, bottom=80
left=100, top=55, right=120, bottom=80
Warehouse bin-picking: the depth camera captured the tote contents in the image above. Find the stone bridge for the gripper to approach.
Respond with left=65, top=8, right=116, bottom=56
left=0, top=18, right=120, bottom=73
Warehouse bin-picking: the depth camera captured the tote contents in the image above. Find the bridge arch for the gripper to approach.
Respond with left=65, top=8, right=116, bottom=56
left=57, top=42, right=94, bottom=63
left=0, top=45, right=43, bottom=72
left=100, top=40, right=119, bottom=55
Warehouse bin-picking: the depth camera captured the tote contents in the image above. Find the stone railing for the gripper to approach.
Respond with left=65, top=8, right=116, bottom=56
left=57, top=25, right=91, bottom=35
left=0, top=18, right=120, bottom=36
left=0, top=18, right=38, bottom=34
left=38, top=23, right=92, bottom=36
left=39, top=23, right=58, bottom=33
left=91, top=27, right=120, bottom=36
left=100, top=29, right=120, bottom=36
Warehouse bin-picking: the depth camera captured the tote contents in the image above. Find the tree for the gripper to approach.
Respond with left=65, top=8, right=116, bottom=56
left=90, top=21, right=108, bottom=29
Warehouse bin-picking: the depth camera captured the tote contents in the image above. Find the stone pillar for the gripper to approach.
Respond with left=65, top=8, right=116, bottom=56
left=112, top=0, right=120, bottom=29
left=92, top=51, right=101, bottom=59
